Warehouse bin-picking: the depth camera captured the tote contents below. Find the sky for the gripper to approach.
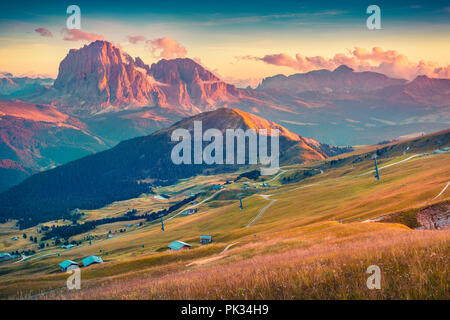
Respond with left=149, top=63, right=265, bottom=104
left=1, top=0, right=449, bottom=87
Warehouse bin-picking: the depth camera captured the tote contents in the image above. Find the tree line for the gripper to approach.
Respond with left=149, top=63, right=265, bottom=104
left=41, top=194, right=201, bottom=240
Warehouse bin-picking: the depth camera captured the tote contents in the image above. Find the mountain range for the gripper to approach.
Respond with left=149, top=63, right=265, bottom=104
left=0, top=40, right=449, bottom=192
left=257, top=65, right=407, bottom=94
left=0, top=72, right=53, bottom=98
left=0, top=108, right=347, bottom=227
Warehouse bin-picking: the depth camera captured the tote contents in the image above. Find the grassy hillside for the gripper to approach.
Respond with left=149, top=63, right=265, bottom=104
left=0, top=130, right=448, bottom=299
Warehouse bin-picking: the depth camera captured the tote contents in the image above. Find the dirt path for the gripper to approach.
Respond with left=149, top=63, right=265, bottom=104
left=219, top=242, right=240, bottom=254
left=431, top=181, right=449, bottom=201
left=246, top=198, right=277, bottom=227
left=186, top=242, right=240, bottom=266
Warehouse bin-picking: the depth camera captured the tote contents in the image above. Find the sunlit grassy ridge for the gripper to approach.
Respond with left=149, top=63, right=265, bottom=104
left=0, top=136, right=449, bottom=299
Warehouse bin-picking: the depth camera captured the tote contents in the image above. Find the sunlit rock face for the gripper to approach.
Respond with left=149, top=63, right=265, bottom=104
left=53, top=40, right=163, bottom=113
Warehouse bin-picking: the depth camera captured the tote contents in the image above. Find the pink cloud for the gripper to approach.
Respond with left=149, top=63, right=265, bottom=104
left=238, top=53, right=335, bottom=73
left=238, top=47, right=450, bottom=80
left=147, top=37, right=187, bottom=59
left=127, top=35, right=146, bottom=44
left=35, top=28, right=53, bottom=38
left=62, top=28, right=104, bottom=42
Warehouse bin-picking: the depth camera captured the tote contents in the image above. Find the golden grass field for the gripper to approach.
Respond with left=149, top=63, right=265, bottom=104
left=0, top=132, right=448, bottom=300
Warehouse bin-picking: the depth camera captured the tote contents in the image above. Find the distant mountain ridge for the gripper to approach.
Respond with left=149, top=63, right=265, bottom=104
left=257, top=65, right=407, bottom=94
left=0, top=73, right=53, bottom=97
left=378, top=75, right=450, bottom=106
left=0, top=100, right=107, bottom=191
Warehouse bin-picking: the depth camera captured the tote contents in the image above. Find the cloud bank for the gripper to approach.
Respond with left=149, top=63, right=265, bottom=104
left=147, top=37, right=187, bottom=59
left=62, top=28, right=104, bottom=42
left=238, top=47, right=450, bottom=79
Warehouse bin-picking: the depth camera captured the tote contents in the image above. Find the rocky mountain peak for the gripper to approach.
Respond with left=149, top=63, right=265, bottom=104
left=53, top=40, right=161, bottom=114
left=333, top=65, right=354, bottom=73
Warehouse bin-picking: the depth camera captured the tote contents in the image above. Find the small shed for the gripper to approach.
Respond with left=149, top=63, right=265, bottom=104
left=0, top=253, right=12, bottom=261
left=82, top=255, right=103, bottom=267
left=59, top=260, right=79, bottom=271
left=200, top=235, right=212, bottom=244
left=168, top=240, right=191, bottom=251
left=154, top=194, right=170, bottom=200
left=11, top=236, right=18, bottom=241
left=181, top=208, right=197, bottom=216
left=61, top=244, right=75, bottom=249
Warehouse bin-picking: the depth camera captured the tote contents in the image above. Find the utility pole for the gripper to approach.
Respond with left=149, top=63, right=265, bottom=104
left=437, top=140, right=441, bottom=150
left=160, top=215, right=164, bottom=231
left=373, top=155, right=380, bottom=181
left=237, top=193, right=244, bottom=210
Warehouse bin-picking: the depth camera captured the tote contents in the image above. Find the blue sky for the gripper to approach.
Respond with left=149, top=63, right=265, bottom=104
left=1, top=0, right=449, bottom=22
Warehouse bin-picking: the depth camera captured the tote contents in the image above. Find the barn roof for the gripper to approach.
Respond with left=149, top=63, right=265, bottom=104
left=59, top=260, right=78, bottom=269
left=82, top=255, right=103, bottom=267
left=168, top=240, right=191, bottom=250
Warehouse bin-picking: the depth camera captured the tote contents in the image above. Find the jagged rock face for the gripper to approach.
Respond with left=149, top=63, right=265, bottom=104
left=52, top=41, right=242, bottom=115
left=53, top=41, right=162, bottom=113
left=150, top=58, right=240, bottom=113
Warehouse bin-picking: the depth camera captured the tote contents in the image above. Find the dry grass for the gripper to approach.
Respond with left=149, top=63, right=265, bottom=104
left=46, top=228, right=449, bottom=300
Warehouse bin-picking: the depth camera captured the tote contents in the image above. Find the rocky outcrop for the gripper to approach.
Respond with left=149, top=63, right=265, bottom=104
left=416, top=202, right=450, bottom=230
left=150, top=58, right=240, bottom=113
